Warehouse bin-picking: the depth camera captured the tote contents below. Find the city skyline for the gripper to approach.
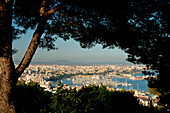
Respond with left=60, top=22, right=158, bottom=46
left=13, top=30, right=132, bottom=65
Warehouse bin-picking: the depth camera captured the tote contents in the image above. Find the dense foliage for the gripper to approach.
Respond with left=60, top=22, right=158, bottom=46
left=15, top=81, right=162, bottom=113
left=0, top=0, right=169, bottom=112
left=13, top=0, right=170, bottom=94
left=14, top=81, right=52, bottom=113
left=13, top=0, right=131, bottom=50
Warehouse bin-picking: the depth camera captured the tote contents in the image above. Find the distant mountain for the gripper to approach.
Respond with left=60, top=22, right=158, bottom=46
left=14, top=60, right=132, bottom=65
left=45, top=60, right=85, bottom=65
left=31, top=60, right=86, bottom=65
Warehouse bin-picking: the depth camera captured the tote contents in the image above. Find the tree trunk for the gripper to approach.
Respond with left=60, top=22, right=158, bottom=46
left=0, top=1, right=54, bottom=112
left=0, top=1, right=16, bottom=112
left=0, top=58, right=16, bottom=113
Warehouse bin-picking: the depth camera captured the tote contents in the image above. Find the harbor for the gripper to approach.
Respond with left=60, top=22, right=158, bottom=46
left=72, top=75, right=132, bottom=87
left=60, top=74, right=149, bottom=92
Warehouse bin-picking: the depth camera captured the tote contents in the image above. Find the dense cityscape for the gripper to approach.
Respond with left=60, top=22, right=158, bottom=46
left=17, top=64, right=159, bottom=107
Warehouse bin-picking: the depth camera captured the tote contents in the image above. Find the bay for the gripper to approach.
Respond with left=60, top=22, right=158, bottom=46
left=59, top=76, right=149, bottom=92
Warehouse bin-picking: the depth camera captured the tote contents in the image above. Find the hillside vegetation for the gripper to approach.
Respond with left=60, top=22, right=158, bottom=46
left=14, top=81, right=162, bottom=113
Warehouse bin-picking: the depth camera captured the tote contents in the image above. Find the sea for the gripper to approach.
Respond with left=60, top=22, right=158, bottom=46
left=55, top=72, right=158, bottom=93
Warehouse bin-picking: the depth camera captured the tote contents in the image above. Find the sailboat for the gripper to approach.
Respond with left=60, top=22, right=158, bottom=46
left=137, top=82, right=139, bottom=91
left=131, top=84, right=133, bottom=90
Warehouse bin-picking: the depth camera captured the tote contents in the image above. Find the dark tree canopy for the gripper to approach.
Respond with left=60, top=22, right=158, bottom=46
left=113, top=1, right=170, bottom=107
left=13, top=0, right=170, bottom=98
left=0, top=0, right=170, bottom=112
left=13, top=0, right=131, bottom=49
left=0, top=1, right=134, bottom=112
left=13, top=0, right=170, bottom=71
left=119, top=0, right=170, bottom=67
left=116, top=0, right=170, bottom=92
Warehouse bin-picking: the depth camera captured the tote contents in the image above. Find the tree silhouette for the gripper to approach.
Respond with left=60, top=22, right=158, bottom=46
left=0, top=0, right=131, bottom=112
left=118, top=0, right=170, bottom=101
left=0, top=0, right=169, bottom=112
left=116, top=0, right=170, bottom=109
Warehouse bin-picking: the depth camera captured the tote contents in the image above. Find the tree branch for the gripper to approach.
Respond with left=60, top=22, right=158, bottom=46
left=40, top=1, right=77, bottom=26
left=40, top=0, right=46, bottom=16
left=15, top=1, right=77, bottom=76
left=40, top=0, right=58, bottom=17
left=46, top=6, right=58, bottom=16
left=41, top=6, right=58, bottom=17
left=15, top=0, right=54, bottom=76
left=15, top=20, right=46, bottom=76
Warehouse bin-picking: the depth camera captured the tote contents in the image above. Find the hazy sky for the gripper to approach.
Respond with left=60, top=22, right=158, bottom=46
left=13, top=30, right=131, bottom=64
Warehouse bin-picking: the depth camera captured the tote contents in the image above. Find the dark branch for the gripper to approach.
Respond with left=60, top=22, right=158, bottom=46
left=15, top=20, right=46, bottom=76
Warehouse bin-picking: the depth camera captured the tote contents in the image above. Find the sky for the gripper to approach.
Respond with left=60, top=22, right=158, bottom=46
left=13, top=30, right=132, bottom=65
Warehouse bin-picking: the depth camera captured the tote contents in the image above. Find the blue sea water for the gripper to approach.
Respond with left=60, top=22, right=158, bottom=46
left=60, top=74, right=149, bottom=92
left=112, top=78, right=148, bottom=92
left=134, top=71, right=158, bottom=76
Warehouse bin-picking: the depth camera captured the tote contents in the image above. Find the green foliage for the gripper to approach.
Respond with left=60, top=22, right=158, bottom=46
left=14, top=80, right=52, bottom=113
left=14, top=81, right=161, bottom=113
left=156, top=105, right=164, bottom=112
left=159, top=91, right=170, bottom=108
left=49, top=85, right=158, bottom=113
left=148, top=88, right=161, bottom=96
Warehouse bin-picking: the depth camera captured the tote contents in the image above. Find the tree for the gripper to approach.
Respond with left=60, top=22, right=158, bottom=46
left=0, top=0, right=131, bottom=112
left=120, top=0, right=170, bottom=88
left=14, top=80, right=52, bottom=113
left=49, top=85, right=159, bottom=113
left=114, top=0, right=170, bottom=109
left=0, top=0, right=169, bottom=112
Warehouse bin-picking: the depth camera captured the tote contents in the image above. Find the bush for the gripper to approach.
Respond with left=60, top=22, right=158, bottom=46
left=14, top=80, right=52, bottom=113
left=49, top=85, right=158, bottom=113
left=14, top=81, right=160, bottom=113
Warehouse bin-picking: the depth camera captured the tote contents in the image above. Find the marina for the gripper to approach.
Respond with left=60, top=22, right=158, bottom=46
left=59, top=74, right=149, bottom=92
